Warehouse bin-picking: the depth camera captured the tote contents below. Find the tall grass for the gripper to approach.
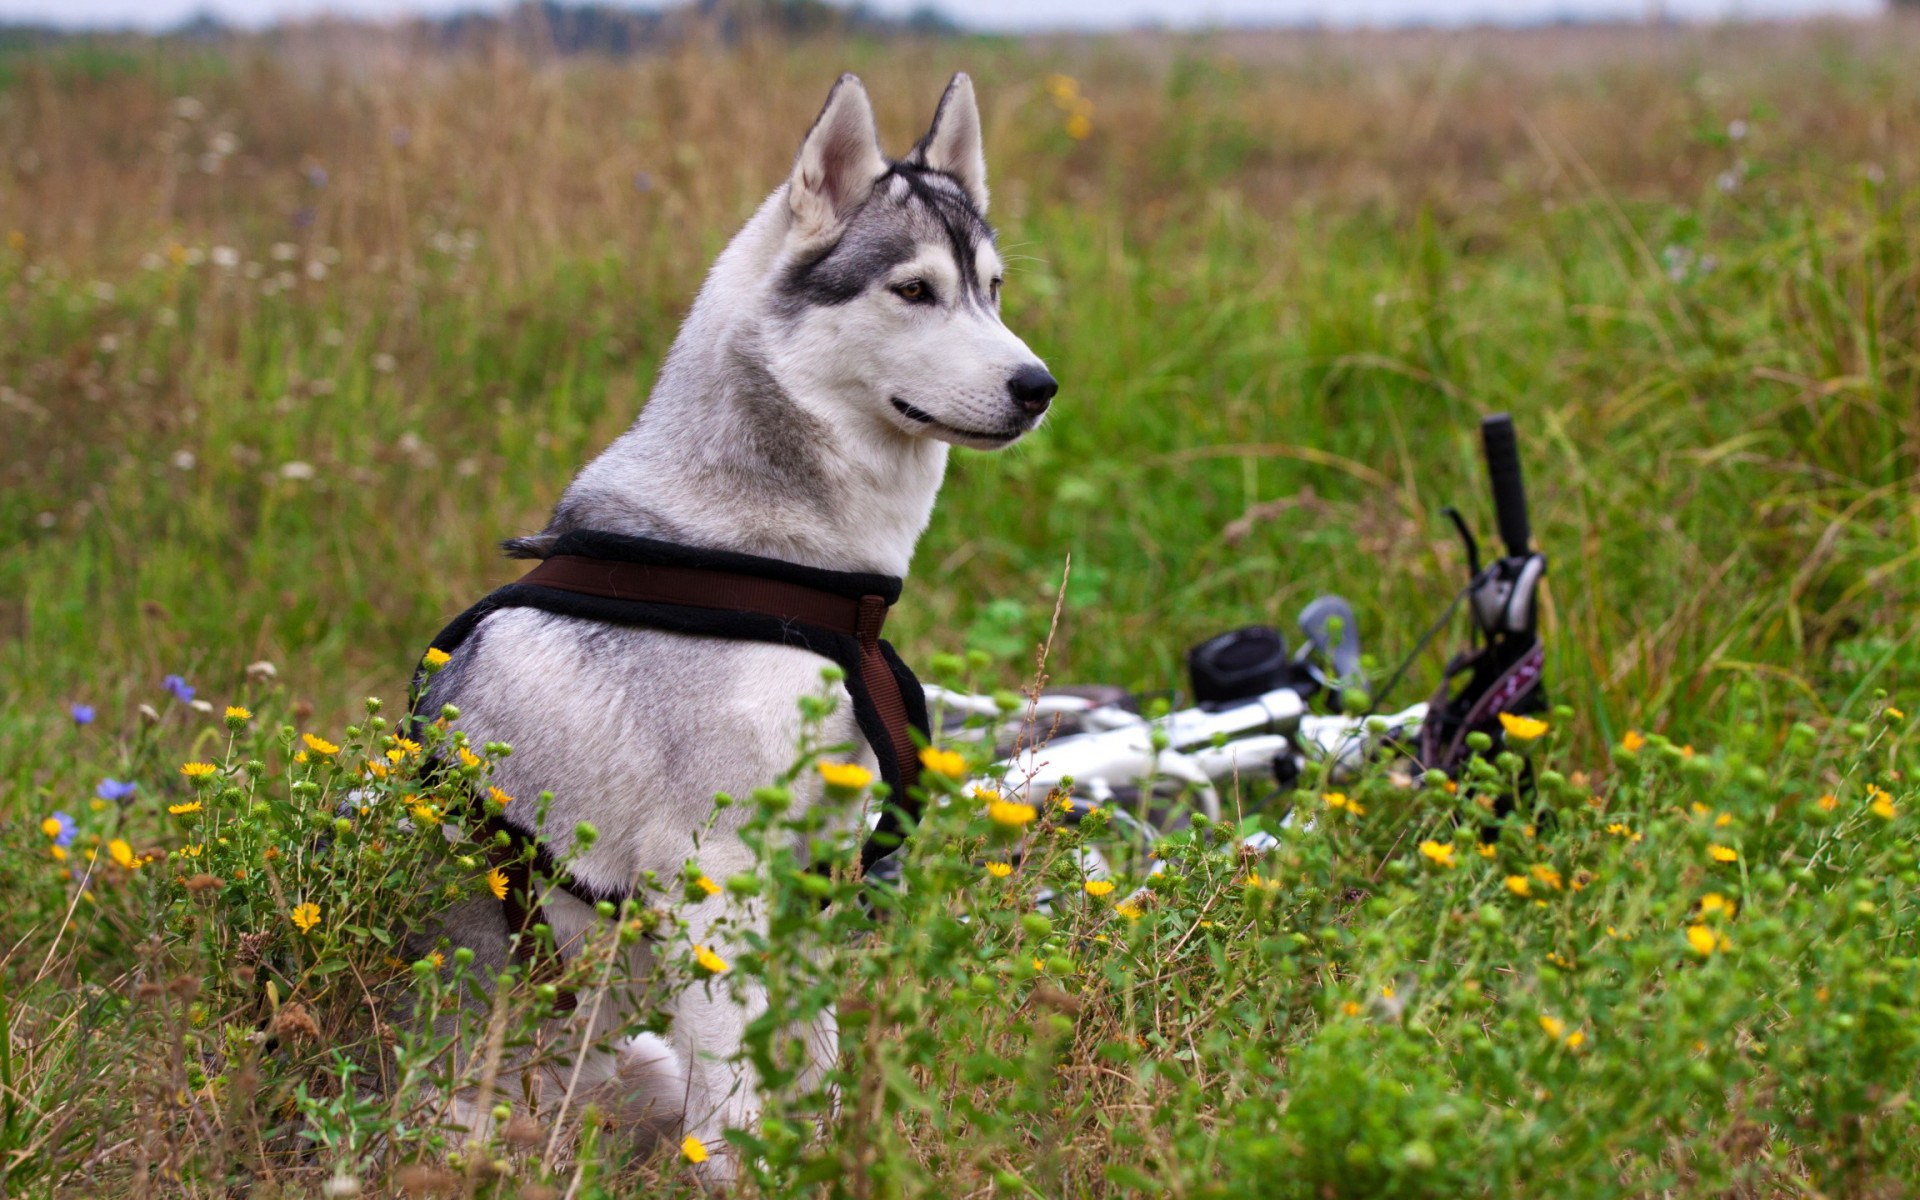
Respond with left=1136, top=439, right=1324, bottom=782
left=3, top=18, right=1920, bottom=1197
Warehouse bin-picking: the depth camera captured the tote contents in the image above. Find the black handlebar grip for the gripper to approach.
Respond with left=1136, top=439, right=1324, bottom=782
left=1481, top=413, right=1531, bottom=557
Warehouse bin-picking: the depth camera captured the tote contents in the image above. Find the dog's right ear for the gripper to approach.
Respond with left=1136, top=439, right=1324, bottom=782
left=789, top=75, right=886, bottom=240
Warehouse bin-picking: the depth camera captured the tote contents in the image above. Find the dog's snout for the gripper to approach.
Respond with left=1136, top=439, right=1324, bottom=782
left=1007, top=364, right=1058, bottom=416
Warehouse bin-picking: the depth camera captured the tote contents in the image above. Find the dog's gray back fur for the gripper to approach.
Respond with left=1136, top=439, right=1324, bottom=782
left=416, top=73, right=1051, bottom=1176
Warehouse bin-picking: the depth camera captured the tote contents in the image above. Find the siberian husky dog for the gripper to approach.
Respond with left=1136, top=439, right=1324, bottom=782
left=419, top=73, right=1054, bottom=1177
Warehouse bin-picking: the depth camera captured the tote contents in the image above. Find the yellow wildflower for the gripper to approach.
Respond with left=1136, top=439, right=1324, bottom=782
left=1707, top=844, right=1738, bottom=864
left=695, top=874, right=721, bottom=896
left=365, top=761, right=390, bottom=780
left=1869, top=787, right=1896, bottom=820
left=1620, top=729, right=1646, bottom=753
left=693, top=945, right=729, bottom=975
left=1698, top=893, right=1732, bottom=918
left=817, top=761, right=874, bottom=791
left=291, top=902, right=321, bottom=933
left=1817, top=793, right=1839, bottom=811
left=1475, top=842, right=1497, bottom=858
left=1115, top=901, right=1144, bottom=920
left=180, top=762, right=217, bottom=779
left=1538, top=1014, right=1566, bottom=1040
left=918, top=746, right=967, bottom=779
left=422, top=647, right=451, bottom=671
left=1505, top=875, right=1531, bottom=897
left=489, top=786, right=513, bottom=808
left=1065, top=112, right=1092, bottom=140
left=1044, top=73, right=1078, bottom=100
left=176, top=844, right=203, bottom=857
left=1565, top=1030, right=1588, bottom=1049
left=50, top=846, right=67, bottom=862
left=427, top=951, right=445, bottom=968
left=1889, top=707, right=1906, bottom=720
left=1325, top=792, right=1365, bottom=815
left=1083, top=879, right=1115, bottom=897
left=1340, top=1000, right=1362, bottom=1017
left=108, top=838, right=136, bottom=869
left=1499, top=713, right=1549, bottom=741
left=168, top=801, right=203, bottom=815
left=985, top=861, right=1012, bottom=878
left=987, top=797, right=1038, bottom=827
left=1604, top=823, right=1641, bottom=842
left=1686, top=924, right=1725, bottom=956
left=302, top=733, right=339, bottom=756
left=409, top=802, right=441, bottom=826
left=457, top=746, right=482, bottom=770
left=1418, top=840, right=1456, bottom=868
left=487, top=868, right=509, bottom=901
left=225, top=705, right=251, bottom=722
left=681, top=1135, right=709, bottom=1164
left=40, top=817, right=62, bottom=839
left=1529, top=864, right=1563, bottom=890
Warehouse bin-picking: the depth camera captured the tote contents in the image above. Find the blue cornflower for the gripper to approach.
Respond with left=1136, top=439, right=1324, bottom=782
left=44, top=811, right=77, bottom=847
left=96, top=778, right=138, bottom=804
left=70, top=703, right=95, bottom=726
left=162, top=674, right=195, bottom=703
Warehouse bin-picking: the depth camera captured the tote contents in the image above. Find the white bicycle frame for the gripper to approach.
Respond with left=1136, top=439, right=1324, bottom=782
left=926, top=683, right=1427, bottom=826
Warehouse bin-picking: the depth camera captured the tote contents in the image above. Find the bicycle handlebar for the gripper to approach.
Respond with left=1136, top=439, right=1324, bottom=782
left=1481, top=413, right=1531, bottom=558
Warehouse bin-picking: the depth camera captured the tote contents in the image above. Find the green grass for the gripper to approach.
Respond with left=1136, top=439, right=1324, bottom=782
left=4, top=21, right=1920, bottom=1197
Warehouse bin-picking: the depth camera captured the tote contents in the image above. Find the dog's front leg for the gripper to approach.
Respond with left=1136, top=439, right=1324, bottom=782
left=673, top=893, right=765, bottom=1184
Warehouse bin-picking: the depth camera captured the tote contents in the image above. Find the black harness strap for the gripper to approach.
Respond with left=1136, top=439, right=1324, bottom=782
left=408, top=532, right=929, bottom=1007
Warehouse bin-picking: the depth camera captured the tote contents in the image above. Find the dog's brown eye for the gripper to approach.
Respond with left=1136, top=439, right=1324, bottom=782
left=892, top=280, right=928, bottom=303
left=990, top=277, right=1003, bottom=303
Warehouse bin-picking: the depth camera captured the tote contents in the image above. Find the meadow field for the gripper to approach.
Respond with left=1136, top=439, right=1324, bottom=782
left=4, top=14, right=1920, bottom=1197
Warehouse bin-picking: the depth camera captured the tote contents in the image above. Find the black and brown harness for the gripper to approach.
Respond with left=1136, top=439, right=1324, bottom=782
left=409, top=530, right=929, bottom=1012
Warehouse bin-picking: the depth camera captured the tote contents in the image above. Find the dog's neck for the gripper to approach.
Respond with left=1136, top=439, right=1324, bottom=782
left=534, top=191, right=949, bottom=579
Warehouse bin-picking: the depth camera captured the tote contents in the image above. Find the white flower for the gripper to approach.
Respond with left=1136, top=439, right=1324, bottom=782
left=171, top=450, right=196, bottom=471
left=279, top=461, right=317, bottom=481
left=210, top=246, right=238, bottom=269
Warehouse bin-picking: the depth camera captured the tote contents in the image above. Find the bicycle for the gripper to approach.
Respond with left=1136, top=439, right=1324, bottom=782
left=906, top=413, right=1548, bottom=880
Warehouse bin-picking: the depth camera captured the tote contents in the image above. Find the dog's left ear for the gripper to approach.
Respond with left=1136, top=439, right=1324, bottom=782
left=908, top=72, right=988, bottom=214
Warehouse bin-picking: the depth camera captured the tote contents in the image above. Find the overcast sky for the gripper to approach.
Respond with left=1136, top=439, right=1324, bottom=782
left=0, top=0, right=1883, bottom=32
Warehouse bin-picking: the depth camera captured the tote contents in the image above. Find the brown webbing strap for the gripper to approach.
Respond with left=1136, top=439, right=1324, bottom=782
left=855, top=595, right=922, bottom=802
left=521, top=555, right=865, bottom=634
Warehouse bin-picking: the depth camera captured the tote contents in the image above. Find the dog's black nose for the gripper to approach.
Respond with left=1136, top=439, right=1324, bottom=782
left=1008, top=364, right=1058, bottom=416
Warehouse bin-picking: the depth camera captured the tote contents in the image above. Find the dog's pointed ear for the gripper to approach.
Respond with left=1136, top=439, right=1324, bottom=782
left=789, top=74, right=887, bottom=238
left=908, top=72, right=988, bottom=214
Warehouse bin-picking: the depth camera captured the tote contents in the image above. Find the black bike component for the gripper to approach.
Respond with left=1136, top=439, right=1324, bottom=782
left=1297, top=595, right=1365, bottom=696
left=1482, top=413, right=1531, bottom=558
left=1188, top=625, right=1292, bottom=709
left=1271, top=750, right=1301, bottom=791
left=1444, top=506, right=1480, bottom=579
left=1418, top=415, right=1550, bottom=834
